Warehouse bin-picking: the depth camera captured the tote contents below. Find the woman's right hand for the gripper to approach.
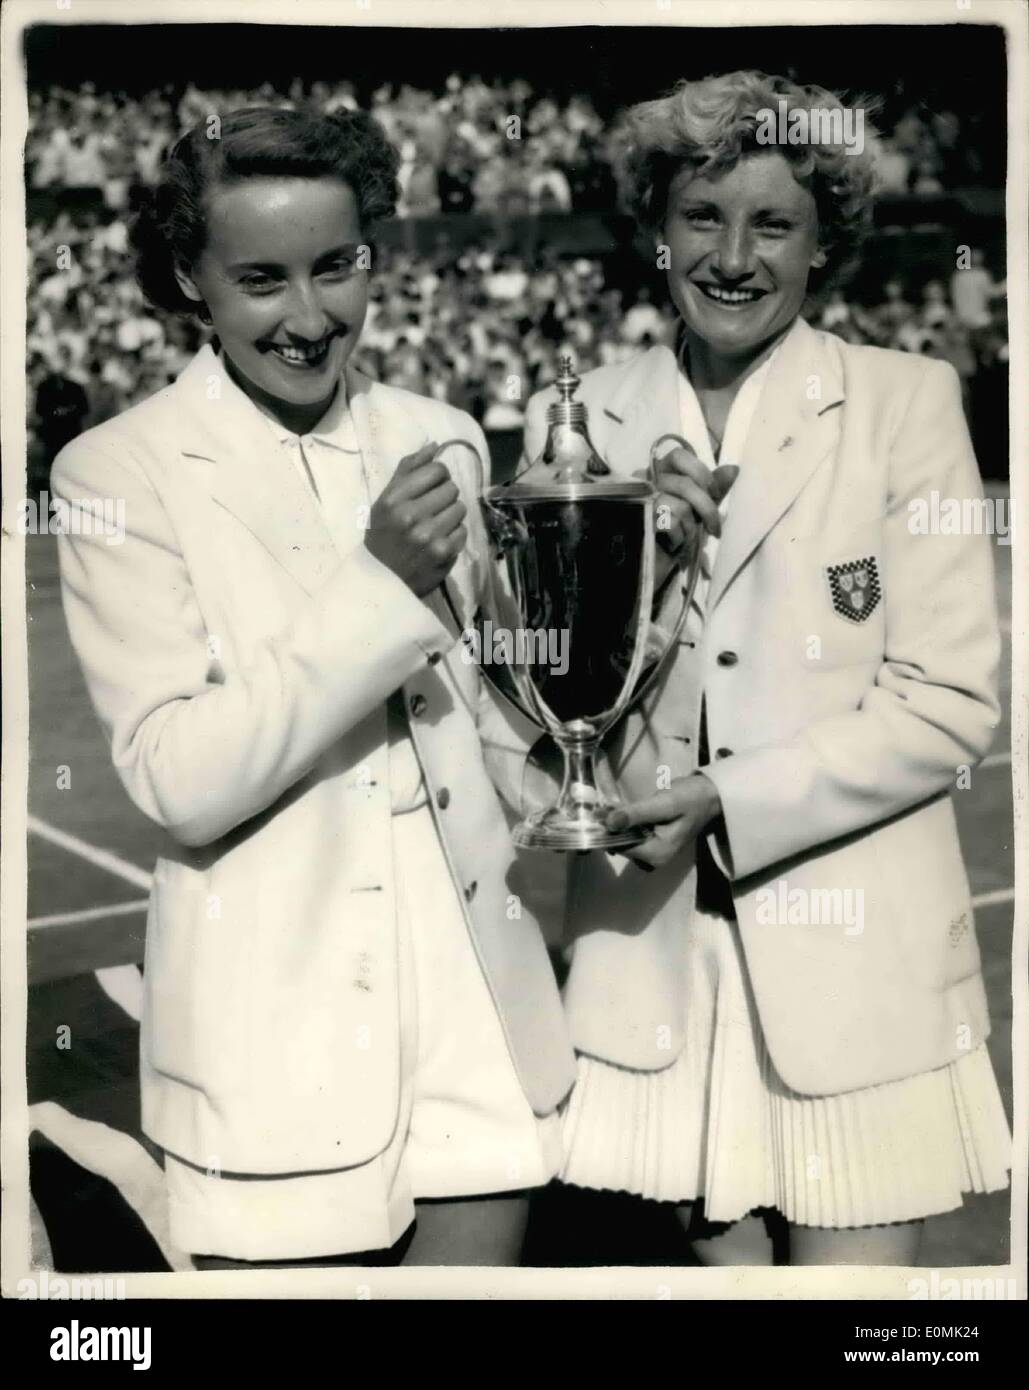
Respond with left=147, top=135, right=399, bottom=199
left=653, top=444, right=739, bottom=572
left=364, top=442, right=469, bottom=598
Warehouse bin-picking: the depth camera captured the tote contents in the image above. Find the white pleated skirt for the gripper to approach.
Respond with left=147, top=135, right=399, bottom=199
left=560, top=906, right=1011, bottom=1229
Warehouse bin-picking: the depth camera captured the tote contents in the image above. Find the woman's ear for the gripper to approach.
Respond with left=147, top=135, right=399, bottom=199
left=811, top=247, right=828, bottom=269
left=173, top=261, right=203, bottom=306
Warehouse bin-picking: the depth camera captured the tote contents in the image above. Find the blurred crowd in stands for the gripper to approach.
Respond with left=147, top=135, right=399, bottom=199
left=816, top=252, right=1008, bottom=397
left=25, top=77, right=1010, bottom=487
left=27, top=75, right=999, bottom=218
left=26, top=78, right=616, bottom=216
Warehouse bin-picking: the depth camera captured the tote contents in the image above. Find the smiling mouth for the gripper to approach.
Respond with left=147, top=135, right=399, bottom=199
left=693, top=283, right=768, bottom=308
left=263, top=333, right=341, bottom=368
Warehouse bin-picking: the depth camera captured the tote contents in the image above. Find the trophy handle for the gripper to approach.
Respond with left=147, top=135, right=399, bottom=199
left=431, top=437, right=482, bottom=636
left=432, top=436, right=486, bottom=496
left=431, top=438, right=546, bottom=731
left=627, top=433, right=702, bottom=709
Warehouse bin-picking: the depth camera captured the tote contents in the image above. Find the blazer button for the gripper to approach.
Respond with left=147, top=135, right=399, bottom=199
left=715, top=747, right=733, bottom=760
left=716, top=651, right=739, bottom=667
left=427, top=651, right=442, bottom=666
left=464, top=880, right=478, bottom=902
left=409, top=693, right=428, bottom=717
left=436, top=787, right=451, bottom=810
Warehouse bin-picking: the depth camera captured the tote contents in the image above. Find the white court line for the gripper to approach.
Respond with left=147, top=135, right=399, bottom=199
left=27, top=814, right=152, bottom=890
left=972, top=887, right=1017, bottom=909
left=29, top=1101, right=193, bottom=1272
left=95, top=964, right=144, bottom=1023
left=28, top=899, right=148, bottom=930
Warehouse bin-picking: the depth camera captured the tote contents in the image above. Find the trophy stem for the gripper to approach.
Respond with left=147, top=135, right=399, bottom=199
left=513, top=730, right=649, bottom=854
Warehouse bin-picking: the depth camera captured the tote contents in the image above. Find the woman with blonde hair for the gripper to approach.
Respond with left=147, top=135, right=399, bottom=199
left=521, top=71, right=1011, bottom=1265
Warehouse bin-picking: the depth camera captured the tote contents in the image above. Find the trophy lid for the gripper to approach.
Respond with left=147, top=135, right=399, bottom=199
left=496, top=355, right=654, bottom=501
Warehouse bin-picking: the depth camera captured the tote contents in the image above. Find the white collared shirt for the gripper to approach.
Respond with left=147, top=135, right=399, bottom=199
left=677, top=340, right=781, bottom=610
left=225, top=363, right=427, bottom=813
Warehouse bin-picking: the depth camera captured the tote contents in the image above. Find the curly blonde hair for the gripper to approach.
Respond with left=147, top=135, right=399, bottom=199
left=615, top=70, right=880, bottom=289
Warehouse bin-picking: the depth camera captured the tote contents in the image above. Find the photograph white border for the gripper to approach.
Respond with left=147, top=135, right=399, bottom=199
left=2, top=0, right=1025, bottom=1302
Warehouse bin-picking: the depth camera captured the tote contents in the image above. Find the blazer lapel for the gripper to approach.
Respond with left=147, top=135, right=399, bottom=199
left=707, top=318, right=845, bottom=612
left=345, top=368, right=427, bottom=502
left=598, top=345, right=682, bottom=481
left=172, top=346, right=340, bottom=596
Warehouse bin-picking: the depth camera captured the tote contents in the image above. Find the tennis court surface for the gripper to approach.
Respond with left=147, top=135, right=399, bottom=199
left=22, top=489, right=1016, bottom=1269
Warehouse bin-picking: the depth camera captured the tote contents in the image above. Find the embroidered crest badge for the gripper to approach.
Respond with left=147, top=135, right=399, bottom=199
left=826, top=556, right=882, bottom=623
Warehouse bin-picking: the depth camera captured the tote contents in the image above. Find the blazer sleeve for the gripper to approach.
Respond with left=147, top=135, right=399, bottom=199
left=51, top=438, right=454, bottom=849
left=703, top=358, right=1002, bottom=880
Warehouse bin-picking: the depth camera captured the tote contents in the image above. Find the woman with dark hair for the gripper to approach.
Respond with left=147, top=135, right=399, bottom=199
left=520, top=72, right=1011, bottom=1265
left=51, top=105, right=574, bottom=1268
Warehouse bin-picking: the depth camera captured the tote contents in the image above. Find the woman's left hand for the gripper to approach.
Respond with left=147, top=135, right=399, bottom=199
left=605, top=773, right=723, bottom=869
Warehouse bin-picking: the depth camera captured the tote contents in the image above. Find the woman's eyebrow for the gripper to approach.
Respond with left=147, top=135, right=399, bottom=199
left=676, top=193, right=799, bottom=215
left=227, top=245, right=359, bottom=275
left=226, top=258, right=284, bottom=274
left=314, top=243, right=359, bottom=261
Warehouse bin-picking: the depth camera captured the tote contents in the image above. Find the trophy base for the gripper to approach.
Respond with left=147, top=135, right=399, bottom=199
left=512, top=810, right=650, bottom=854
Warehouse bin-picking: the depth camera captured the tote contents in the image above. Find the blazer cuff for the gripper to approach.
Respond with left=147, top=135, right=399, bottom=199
left=699, top=753, right=763, bottom=881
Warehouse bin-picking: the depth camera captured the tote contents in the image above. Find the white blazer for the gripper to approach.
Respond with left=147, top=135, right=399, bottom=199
left=517, top=318, right=1001, bottom=1096
left=51, top=345, right=575, bottom=1175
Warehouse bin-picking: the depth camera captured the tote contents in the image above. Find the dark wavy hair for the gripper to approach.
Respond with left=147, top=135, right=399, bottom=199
left=614, top=71, right=881, bottom=293
left=131, top=105, right=400, bottom=317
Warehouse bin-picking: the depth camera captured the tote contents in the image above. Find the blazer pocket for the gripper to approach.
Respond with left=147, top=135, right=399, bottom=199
left=870, top=796, right=981, bottom=992
left=142, top=864, right=209, bottom=1088
left=782, top=520, right=886, bottom=671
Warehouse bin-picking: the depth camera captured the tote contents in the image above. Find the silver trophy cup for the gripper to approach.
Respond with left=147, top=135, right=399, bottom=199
left=438, top=357, right=699, bottom=852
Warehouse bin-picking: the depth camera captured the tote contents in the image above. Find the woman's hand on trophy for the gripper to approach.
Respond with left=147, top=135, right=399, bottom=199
left=654, top=444, right=740, bottom=559
left=605, top=773, right=723, bottom=869
left=364, top=442, right=469, bottom=598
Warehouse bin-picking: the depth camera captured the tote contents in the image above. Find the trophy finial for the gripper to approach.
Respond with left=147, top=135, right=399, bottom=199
left=555, top=355, right=580, bottom=404
left=512, top=353, right=610, bottom=482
